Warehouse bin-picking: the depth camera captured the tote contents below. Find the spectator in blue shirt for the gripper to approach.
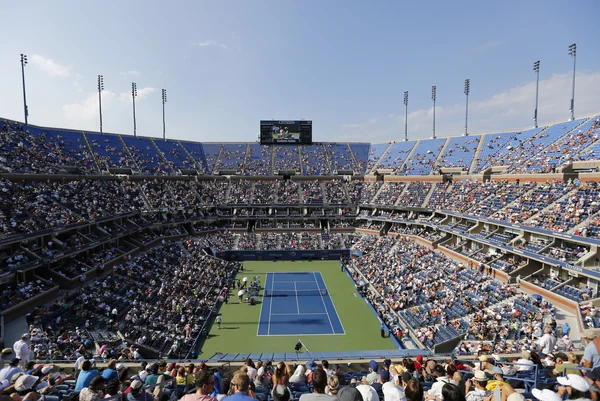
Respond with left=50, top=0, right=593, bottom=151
left=102, top=359, right=119, bottom=381
left=75, top=360, right=98, bottom=390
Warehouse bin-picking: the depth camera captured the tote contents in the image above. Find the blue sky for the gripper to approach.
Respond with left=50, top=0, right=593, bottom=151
left=1, top=0, right=599, bottom=143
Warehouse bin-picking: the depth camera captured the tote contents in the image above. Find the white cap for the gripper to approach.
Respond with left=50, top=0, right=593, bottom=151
left=532, top=389, right=563, bottom=401
left=557, top=374, right=590, bottom=392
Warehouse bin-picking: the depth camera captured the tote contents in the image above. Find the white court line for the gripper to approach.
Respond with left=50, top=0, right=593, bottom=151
left=316, top=271, right=347, bottom=335
left=268, top=272, right=274, bottom=336
left=294, top=282, right=300, bottom=314
left=313, top=272, right=335, bottom=334
left=256, top=272, right=270, bottom=336
left=257, top=332, right=345, bottom=337
left=270, top=312, right=330, bottom=316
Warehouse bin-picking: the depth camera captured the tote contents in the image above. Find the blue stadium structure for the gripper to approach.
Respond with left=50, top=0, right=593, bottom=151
left=1, top=114, right=600, bottom=368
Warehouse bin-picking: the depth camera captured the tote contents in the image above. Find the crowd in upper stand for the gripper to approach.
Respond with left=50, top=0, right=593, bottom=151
left=4, top=177, right=600, bottom=250
left=3, top=116, right=599, bottom=176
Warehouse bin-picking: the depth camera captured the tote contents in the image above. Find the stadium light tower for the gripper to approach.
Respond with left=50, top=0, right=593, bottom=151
left=132, top=82, right=138, bottom=137
left=533, top=61, right=540, bottom=128
left=464, top=79, right=470, bottom=136
left=162, top=89, right=167, bottom=140
left=568, top=43, right=576, bottom=121
left=431, top=85, right=437, bottom=139
left=403, top=91, right=408, bottom=141
left=98, top=75, right=104, bottom=134
left=20, top=54, right=29, bottom=125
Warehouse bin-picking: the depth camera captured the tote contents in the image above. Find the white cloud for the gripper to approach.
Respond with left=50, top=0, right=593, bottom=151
left=475, top=40, right=505, bottom=53
left=72, top=73, right=84, bottom=93
left=345, top=71, right=600, bottom=142
left=30, top=54, right=71, bottom=77
left=341, top=118, right=377, bottom=129
left=63, top=91, right=116, bottom=122
left=192, top=40, right=227, bottom=49
left=119, top=87, right=157, bottom=103
left=120, top=70, right=141, bottom=78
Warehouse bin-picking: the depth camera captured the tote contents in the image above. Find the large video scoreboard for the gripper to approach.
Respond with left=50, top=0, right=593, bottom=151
left=260, top=120, right=312, bottom=145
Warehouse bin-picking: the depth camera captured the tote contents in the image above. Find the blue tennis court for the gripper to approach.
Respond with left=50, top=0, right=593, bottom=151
left=257, top=272, right=345, bottom=336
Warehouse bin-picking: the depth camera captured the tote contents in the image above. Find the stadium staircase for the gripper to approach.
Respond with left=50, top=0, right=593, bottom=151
left=149, top=138, right=173, bottom=173
left=178, top=141, right=202, bottom=171
left=369, top=182, right=388, bottom=205
left=367, top=142, right=393, bottom=174
left=396, top=140, right=420, bottom=174
left=420, top=184, right=439, bottom=208
left=80, top=131, right=102, bottom=173
left=468, top=133, right=487, bottom=174
left=346, top=143, right=360, bottom=173
left=118, top=136, right=142, bottom=173
left=518, top=118, right=589, bottom=170
left=433, top=138, right=451, bottom=173
left=521, top=186, right=579, bottom=226
left=270, top=146, right=276, bottom=174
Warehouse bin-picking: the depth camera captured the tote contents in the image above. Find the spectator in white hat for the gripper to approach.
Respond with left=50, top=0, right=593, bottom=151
left=465, top=370, right=490, bottom=401
left=557, top=374, right=592, bottom=401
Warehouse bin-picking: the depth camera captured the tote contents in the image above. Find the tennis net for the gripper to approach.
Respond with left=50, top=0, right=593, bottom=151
left=264, top=289, right=328, bottom=297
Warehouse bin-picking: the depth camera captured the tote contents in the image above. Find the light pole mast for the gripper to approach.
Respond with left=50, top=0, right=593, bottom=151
left=568, top=43, right=576, bottom=121
left=431, top=85, right=437, bottom=139
left=132, top=82, right=138, bottom=137
left=98, top=75, right=104, bottom=134
left=20, top=54, right=28, bottom=125
left=403, top=91, right=408, bottom=141
left=162, top=89, right=167, bottom=140
left=533, top=61, right=540, bottom=128
left=464, top=79, right=470, bottom=136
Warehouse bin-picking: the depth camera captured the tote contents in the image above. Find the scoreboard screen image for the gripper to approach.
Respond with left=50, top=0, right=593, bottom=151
left=260, top=120, right=312, bottom=144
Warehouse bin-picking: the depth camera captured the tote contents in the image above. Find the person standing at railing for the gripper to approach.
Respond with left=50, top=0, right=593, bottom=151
left=582, top=329, right=600, bottom=369
left=13, top=334, right=30, bottom=370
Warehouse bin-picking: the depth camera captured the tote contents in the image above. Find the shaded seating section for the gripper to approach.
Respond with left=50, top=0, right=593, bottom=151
left=366, top=142, right=392, bottom=172
left=491, top=181, right=570, bottom=224
left=273, top=146, right=300, bottom=172
left=324, top=142, right=357, bottom=172
left=202, top=143, right=223, bottom=174
left=375, top=141, right=416, bottom=173
left=554, top=284, right=588, bottom=302
left=277, top=180, right=301, bottom=204
left=179, top=140, right=208, bottom=173
left=227, top=180, right=254, bottom=204
left=300, top=144, right=330, bottom=175
left=29, top=126, right=98, bottom=173
left=350, top=143, right=370, bottom=174
left=528, top=182, right=600, bottom=233
left=397, top=182, right=433, bottom=208
left=154, top=139, right=201, bottom=172
left=300, top=180, right=324, bottom=204
left=372, top=182, right=406, bottom=205
left=121, top=136, right=170, bottom=175
left=467, top=181, right=533, bottom=217
left=323, top=180, right=348, bottom=204
left=86, top=132, right=135, bottom=170
left=215, top=143, right=247, bottom=173
left=244, top=143, right=273, bottom=176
